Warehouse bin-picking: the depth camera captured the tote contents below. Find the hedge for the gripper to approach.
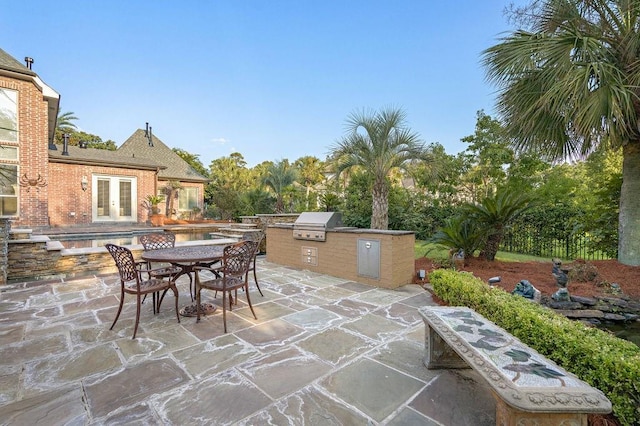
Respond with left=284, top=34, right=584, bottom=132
left=429, top=269, right=640, bottom=426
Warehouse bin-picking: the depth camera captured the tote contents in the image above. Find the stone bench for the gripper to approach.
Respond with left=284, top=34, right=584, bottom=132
left=418, top=306, right=611, bottom=425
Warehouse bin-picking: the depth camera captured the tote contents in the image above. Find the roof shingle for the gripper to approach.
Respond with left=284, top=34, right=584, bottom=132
left=118, top=129, right=208, bottom=182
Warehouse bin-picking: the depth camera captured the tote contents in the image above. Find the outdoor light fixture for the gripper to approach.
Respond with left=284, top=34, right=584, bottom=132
left=81, top=176, right=88, bottom=192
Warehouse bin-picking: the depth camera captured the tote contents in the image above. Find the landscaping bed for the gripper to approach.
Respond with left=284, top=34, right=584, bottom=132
left=414, top=257, right=640, bottom=300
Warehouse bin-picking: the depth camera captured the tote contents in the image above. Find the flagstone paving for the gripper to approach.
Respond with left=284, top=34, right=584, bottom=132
left=0, top=259, right=496, bottom=425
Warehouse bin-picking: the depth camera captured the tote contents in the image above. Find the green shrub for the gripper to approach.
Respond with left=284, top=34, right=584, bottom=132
left=429, top=269, right=640, bottom=426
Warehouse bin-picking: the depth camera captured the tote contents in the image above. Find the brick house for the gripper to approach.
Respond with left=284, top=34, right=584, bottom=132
left=0, top=47, right=208, bottom=229
left=117, top=128, right=209, bottom=220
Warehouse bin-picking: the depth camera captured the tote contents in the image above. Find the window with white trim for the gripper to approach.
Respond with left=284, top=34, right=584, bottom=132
left=0, top=88, right=18, bottom=217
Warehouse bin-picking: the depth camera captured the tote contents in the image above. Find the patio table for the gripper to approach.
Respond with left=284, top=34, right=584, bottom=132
left=141, top=245, right=227, bottom=317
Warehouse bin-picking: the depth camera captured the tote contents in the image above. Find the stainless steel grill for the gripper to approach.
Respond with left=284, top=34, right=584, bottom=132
left=293, top=212, right=343, bottom=241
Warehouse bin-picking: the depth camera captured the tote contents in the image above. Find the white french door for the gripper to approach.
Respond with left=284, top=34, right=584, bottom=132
left=92, top=175, right=137, bottom=222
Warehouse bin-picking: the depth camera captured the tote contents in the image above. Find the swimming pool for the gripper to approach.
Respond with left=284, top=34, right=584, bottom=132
left=50, top=231, right=214, bottom=249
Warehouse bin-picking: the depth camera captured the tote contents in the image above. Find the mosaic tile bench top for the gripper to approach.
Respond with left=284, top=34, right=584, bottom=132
left=419, top=306, right=611, bottom=414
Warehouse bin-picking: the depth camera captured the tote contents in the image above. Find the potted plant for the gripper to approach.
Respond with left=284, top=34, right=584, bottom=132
left=144, top=194, right=165, bottom=226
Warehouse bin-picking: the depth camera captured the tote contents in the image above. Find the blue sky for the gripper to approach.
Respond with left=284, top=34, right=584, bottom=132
left=2, top=1, right=524, bottom=168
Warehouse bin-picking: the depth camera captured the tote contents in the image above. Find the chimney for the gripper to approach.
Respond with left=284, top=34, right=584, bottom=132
left=24, top=57, right=34, bottom=70
left=62, top=133, right=70, bottom=156
left=145, top=122, right=149, bottom=137
left=148, top=126, right=154, bottom=147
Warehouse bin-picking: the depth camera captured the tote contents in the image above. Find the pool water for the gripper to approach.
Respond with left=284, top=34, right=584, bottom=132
left=52, top=232, right=214, bottom=249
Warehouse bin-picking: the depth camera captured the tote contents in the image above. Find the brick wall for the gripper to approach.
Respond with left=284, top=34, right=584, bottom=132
left=0, top=77, right=50, bottom=228
left=47, top=163, right=157, bottom=226
left=266, top=225, right=415, bottom=289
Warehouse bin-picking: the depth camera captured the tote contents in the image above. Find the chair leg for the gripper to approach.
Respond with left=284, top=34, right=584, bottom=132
left=253, top=267, right=264, bottom=296
left=195, top=272, right=202, bottom=322
left=157, top=288, right=169, bottom=312
left=188, top=272, right=194, bottom=302
left=222, top=290, right=228, bottom=333
left=132, top=293, right=142, bottom=339
left=244, top=283, right=257, bottom=320
left=110, top=288, right=125, bottom=331
left=172, top=285, right=180, bottom=323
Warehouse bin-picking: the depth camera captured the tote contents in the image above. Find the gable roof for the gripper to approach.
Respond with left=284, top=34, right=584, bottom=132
left=0, top=48, right=36, bottom=76
left=49, top=144, right=164, bottom=170
left=118, top=129, right=208, bottom=183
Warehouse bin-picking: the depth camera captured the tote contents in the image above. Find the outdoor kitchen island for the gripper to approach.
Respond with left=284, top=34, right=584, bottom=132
left=266, top=213, right=415, bottom=289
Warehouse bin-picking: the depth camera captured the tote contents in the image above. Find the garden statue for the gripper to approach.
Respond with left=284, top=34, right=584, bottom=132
left=511, top=279, right=542, bottom=303
left=551, top=258, right=570, bottom=301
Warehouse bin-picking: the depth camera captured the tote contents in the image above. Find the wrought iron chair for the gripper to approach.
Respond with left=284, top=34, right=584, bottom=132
left=139, top=232, right=189, bottom=304
left=193, top=240, right=258, bottom=333
left=106, top=243, right=180, bottom=339
left=242, top=230, right=265, bottom=297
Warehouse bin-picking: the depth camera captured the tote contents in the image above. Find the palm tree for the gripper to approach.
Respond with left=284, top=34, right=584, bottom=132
left=56, top=111, right=78, bottom=132
left=261, top=160, right=298, bottom=213
left=483, top=0, right=640, bottom=265
left=465, top=188, right=534, bottom=261
left=294, top=156, right=325, bottom=210
left=331, top=107, right=428, bottom=229
left=162, top=180, right=183, bottom=219
left=430, top=216, right=487, bottom=266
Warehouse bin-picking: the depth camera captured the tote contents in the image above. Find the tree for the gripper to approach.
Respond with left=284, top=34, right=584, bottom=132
left=430, top=216, right=487, bottom=265
left=173, top=148, right=208, bottom=178
left=483, top=0, right=640, bottom=265
left=460, top=111, right=514, bottom=202
left=331, top=107, right=429, bottom=229
left=162, top=180, right=182, bottom=218
left=465, top=188, right=535, bottom=261
left=206, top=153, right=252, bottom=216
left=294, top=155, right=325, bottom=210
left=261, top=160, right=297, bottom=213
left=56, top=111, right=78, bottom=132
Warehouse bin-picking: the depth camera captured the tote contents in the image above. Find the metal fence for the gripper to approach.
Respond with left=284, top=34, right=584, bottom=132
left=500, top=225, right=611, bottom=261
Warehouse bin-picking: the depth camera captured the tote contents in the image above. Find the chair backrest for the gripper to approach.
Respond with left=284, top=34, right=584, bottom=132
left=139, top=232, right=176, bottom=251
left=223, top=240, right=257, bottom=279
left=106, top=243, right=138, bottom=282
left=242, top=230, right=265, bottom=256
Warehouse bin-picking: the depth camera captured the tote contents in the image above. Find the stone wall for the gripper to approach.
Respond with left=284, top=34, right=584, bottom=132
left=548, top=295, right=640, bottom=323
left=8, top=239, right=122, bottom=282
left=0, top=219, right=9, bottom=284
left=240, top=214, right=299, bottom=231
left=6, top=237, right=234, bottom=283
left=266, top=225, right=415, bottom=289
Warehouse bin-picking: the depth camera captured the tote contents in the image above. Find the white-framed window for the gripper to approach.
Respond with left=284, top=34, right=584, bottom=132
left=178, top=187, right=199, bottom=211
left=0, top=89, right=18, bottom=143
left=0, top=164, right=18, bottom=216
left=0, top=88, right=19, bottom=217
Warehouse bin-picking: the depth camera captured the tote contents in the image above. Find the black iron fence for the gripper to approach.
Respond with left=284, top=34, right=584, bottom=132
left=501, top=224, right=611, bottom=261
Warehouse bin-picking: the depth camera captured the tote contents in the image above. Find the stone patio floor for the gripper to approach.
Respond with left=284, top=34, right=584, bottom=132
left=0, top=258, right=495, bottom=425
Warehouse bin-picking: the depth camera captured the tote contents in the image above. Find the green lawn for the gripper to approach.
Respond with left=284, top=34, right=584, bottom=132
left=414, top=241, right=560, bottom=263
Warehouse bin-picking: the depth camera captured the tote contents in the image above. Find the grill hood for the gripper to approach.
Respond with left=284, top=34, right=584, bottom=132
left=293, top=212, right=344, bottom=241
left=294, top=212, right=343, bottom=228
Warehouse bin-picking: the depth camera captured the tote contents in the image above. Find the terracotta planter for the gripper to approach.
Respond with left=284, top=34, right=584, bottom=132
left=150, top=214, right=165, bottom=227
